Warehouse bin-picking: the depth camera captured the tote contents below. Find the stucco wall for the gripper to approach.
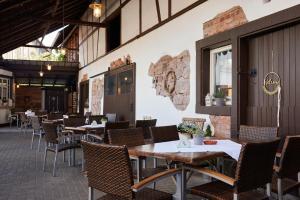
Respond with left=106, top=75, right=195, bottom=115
left=79, top=0, right=300, bottom=126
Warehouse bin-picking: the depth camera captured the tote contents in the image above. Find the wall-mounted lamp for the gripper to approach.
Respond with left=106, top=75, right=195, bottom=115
left=47, top=64, right=52, bottom=71
left=89, top=0, right=103, bottom=18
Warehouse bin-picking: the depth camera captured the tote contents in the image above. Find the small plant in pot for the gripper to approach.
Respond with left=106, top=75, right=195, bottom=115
left=192, top=128, right=205, bottom=145
left=177, top=123, right=192, bottom=140
left=205, top=125, right=213, bottom=138
left=213, top=89, right=226, bottom=106
left=101, top=117, right=108, bottom=125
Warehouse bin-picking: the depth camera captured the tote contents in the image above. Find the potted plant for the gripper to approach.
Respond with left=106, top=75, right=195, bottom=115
left=192, top=128, right=205, bottom=145
left=205, top=125, right=213, bottom=138
left=213, top=90, right=226, bottom=106
left=177, top=123, right=192, bottom=140
left=101, top=117, right=108, bottom=125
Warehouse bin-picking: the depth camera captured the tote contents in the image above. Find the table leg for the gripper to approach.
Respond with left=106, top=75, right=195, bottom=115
left=136, top=157, right=143, bottom=182
left=173, top=167, right=186, bottom=200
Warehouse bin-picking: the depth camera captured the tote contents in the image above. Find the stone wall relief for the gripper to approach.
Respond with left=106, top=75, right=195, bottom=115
left=91, top=76, right=104, bottom=115
left=148, top=50, right=190, bottom=111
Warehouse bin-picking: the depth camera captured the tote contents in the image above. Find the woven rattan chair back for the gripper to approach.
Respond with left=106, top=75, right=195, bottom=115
left=42, top=122, right=58, bottom=144
left=48, top=113, right=63, bottom=120
left=136, top=119, right=157, bottom=139
left=31, top=116, right=41, bottom=131
left=277, top=136, right=300, bottom=178
left=20, top=112, right=27, bottom=122
left=89, top=115, right=105, bottom=124
left=150, top=125, right=179, bottom=143
left=104, top=121, right=130, bottom=143
left=239, top=125, right=278, bottom=141
left=63, top=117, right=86, bottom=127
left=81, top=141, right=134, bottom=199
left=105, top=113, right=117, bottom=123
left=108, top=127, right=145, bottom=147
left=234, top=139, right=280, bottom=193
left=182, top=117, right=206, bottom=130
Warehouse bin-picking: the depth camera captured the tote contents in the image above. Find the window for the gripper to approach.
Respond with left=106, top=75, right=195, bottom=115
left=106, top=12, right=121, bottom=52
left=0, top=78, right=10, bottom=101
left=210, top=45, right=232, bottom=105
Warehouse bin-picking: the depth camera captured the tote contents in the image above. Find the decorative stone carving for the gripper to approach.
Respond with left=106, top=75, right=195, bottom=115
left=148, top=50, right=190, bottom=111
left=91, top=77, right=104, bottom=115
left=203, top=6, right=248, bottom=37
left=209, top=115, right=231, bottom=139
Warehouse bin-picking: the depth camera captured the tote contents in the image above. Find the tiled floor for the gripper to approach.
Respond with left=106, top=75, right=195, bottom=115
left=0, top=127, right=206, bottom=200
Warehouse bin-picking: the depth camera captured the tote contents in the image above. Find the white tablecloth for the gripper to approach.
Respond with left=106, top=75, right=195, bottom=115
left=81, top=124, right=105, bottom=129
left=153, top=140, right=242, bottom=161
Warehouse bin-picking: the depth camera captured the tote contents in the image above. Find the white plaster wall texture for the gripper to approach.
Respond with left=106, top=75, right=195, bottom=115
left=80, top=0, right=300, bottom=126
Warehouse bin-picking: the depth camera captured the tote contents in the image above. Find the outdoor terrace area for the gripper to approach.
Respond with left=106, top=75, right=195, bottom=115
left=1, top=0, right=300, bottom=200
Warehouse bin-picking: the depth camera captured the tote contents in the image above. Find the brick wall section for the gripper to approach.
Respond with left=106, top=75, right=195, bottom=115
left=203, top=6, right=248, bottom=38
left=210, top=115, right=231, bottom=139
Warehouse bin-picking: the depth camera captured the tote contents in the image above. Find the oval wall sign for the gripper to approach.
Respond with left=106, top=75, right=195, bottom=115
left=262, top=72, right=281, bottom=95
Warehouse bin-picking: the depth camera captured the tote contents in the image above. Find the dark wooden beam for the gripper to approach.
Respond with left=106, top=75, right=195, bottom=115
left=33, top=17, right=106, bottom=27
left=23, top=45, right=78, bottom=51
left=168, top=0, right=171, bottom=18
left=155, top=0, right=161, bottom=23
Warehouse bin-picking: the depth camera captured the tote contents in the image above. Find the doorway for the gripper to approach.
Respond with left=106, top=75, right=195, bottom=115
left=242, top=23, right=300, bottom=136
left=104, top=64, right=135, bottom=124
left=79, top=80, right=89, bottom=114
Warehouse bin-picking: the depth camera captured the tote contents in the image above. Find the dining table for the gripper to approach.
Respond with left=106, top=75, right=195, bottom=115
left=128, top=139, right=242, bottom=200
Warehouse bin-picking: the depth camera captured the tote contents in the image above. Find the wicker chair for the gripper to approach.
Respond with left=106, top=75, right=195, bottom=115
left=48, top=113, right=63, bottom=120
left=150, top=125, right=179, bottom=143
left=20, top=112, right=30, bottom=133
left=272, top=136, right=300, bottom=200
left=182, top=117, right=206, bottom=130
left=42, top=122, right=81, bottom=176
left=30, top=116, right=44, bottom=151
left=108, top=127, right=165, bottom=180
left=239, top=125, right=278, bottom=141
left=189, top=139, right=280, bottom=200
left=81, top=141, right=180, bottom=200
left=136, top=119, right=157, bottom=140
left=105, top=113, right=117, bottom=123
left=103, top=121, right=130, bottom=143
left=63, top=117, right=86, bottom=127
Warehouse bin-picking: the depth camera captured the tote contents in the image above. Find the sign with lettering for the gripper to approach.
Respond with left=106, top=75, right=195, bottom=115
left=262, top=72, right=281, bottom=95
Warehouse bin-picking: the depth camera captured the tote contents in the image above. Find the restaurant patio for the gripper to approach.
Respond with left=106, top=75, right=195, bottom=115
left=1, top=0, right=300, bottom=200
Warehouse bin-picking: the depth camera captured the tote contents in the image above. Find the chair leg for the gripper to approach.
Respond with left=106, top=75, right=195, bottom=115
left=43, top=146, right=48, bottom=171
left=30, top=131, right=35, bottom=149
left=266, top=183, right=271, bottom=197
left=278, top=178, right=283, bottom=200
left=63, top=151, right=66, bottom=162
left=233, top=193, right=239, bottom=200
left=68, top=149, right=71, bottom=166
left=52, top=146, right=58, bottom=177
left=37, top=132, right=42, bottom=152
left=88, top=187, right=94, bottom=200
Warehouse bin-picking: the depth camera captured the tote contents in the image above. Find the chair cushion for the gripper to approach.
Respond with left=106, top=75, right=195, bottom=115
left=191, top=181, right=269, bottom=200
left=97, top=188, right=172, bottom=200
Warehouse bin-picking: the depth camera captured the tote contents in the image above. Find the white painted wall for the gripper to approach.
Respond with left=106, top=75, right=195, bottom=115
left=79, top=0, right=300, bottom=126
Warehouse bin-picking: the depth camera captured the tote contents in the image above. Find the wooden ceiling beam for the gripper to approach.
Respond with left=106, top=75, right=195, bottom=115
left=23, top=44, right=78, bottom=51
left=33, top=17, right=106, bottom=27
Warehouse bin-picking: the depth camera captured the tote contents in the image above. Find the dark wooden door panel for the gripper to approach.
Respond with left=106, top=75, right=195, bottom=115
left=103, top=64, right=136, bottom=124
left=246, top=23, right=300, bottom=136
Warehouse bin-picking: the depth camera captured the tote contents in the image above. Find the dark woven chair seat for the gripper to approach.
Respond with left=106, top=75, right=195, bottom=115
left=97, top=188, right=172, bottom=200
left=191, top=181, right=269, bottom=200
left=271, top=175, right=300, bottom=195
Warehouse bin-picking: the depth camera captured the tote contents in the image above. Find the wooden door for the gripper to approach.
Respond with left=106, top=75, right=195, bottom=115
left=244, top=23, right=300, bottom=136
left=45, top=89, right=66, bottom=113
left=79, top=81, right=89, bottom=114
left=104, top=64, right=135, bottom=124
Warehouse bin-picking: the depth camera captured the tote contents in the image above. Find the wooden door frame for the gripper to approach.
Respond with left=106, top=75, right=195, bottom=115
left=195, top=4, right=300, bottom=137
left=103, top=63, right=136, bottom=123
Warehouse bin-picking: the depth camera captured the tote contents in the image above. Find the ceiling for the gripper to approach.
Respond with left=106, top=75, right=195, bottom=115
left=0, top=0, right=90, bottom=55
left=0, top=59, right=78, bottom=87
